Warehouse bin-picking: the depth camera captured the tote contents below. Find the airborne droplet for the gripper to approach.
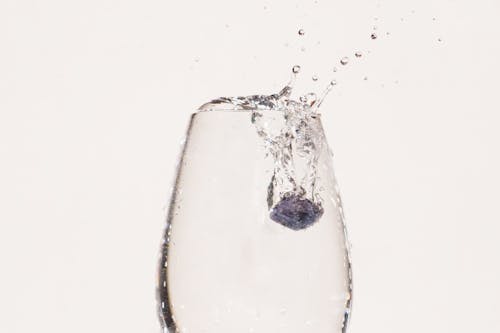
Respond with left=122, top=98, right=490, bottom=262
left=371, top=33, right=377, bottom=40
left=298, top=29, right=305, bottom=36
left=340, top=57, right=349, bottom=66
left=292, top=65, right=301, bottom=74
left=355, top=52, right=362, bottom=58
left=312, top=75, right=318, bottom=81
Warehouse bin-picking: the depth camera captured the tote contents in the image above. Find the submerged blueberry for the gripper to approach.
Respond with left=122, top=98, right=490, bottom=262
left=270, top=195, right=324, bottom=230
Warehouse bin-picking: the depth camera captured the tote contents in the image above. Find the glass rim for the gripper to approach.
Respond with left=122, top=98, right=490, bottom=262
left=196, top=109, right=323, bottom=116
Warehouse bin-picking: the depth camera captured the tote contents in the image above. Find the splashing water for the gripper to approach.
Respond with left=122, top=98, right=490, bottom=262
left=198, top=68, right=337, bottom=230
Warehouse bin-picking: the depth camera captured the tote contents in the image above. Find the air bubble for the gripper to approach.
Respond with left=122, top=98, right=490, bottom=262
left=340, top=57, right=349, bottom=65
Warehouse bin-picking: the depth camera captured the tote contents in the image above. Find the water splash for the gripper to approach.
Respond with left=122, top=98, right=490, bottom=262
left=198, top=70, right=336, bottom=230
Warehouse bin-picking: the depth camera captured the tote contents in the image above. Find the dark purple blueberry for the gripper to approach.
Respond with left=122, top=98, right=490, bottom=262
left=270, top=194, right=323, bottom=230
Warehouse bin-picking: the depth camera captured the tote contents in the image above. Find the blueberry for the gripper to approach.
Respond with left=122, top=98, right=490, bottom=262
left=270, top=194, right=323, bottom=230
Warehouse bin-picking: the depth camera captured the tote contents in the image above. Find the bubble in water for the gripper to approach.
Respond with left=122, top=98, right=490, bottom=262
left=312, top=75, right=318, bottom=81
left=292, top=65, right=301, bottom=74
left=355, top=52, right=362, bottom=58
left=298, top=29, right=305, bottom=36
left=340, top=57, right=349, bottom=65
left=371, top=33, right=377, bottom=40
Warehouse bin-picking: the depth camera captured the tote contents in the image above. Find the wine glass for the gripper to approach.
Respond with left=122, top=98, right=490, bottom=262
left=157, top=109, right=352, bottom=333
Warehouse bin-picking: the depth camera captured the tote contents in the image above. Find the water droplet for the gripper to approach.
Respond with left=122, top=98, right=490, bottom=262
left=340, top=57, right=349, bottom=65
left=370, top=33, right=377, bottom=40
left=374, top=17, right=379, bottom=21
left=298, top=29, right=305, bottom=36
left=437, top=38, right=443, bottom=42
left=330, top=80, right=337, bottom=86
left=363, top=76, right=368, bottom=81
left=301, top=46, right=306, bottom=52
left=355, top=52, right=362, bottom=58
left=194, top=57, right=200, bottom=63
left=333, top=67, right=338, bottom=72
left=373, top=26, right=378, bottom=30
left=386, top=31, right=391, bottom=36
left=432, top=17, right=437, bottom=21
left=292, top=65, right=301, bottom=74
left=312, top=75, right=318, bottom=81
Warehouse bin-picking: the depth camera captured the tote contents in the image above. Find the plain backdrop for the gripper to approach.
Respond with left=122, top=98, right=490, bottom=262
left=1, top=0, right=499, bottom=332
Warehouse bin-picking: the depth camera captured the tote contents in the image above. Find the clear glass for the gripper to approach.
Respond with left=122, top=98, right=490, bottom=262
left=157, top=110, right=352, bottom=333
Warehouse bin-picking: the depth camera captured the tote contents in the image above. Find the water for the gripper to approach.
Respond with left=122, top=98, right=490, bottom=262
left=158, top=108, right=353, bottom=333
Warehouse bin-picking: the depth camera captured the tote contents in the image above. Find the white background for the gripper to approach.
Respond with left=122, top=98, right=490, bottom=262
left=1, top=0, right=499, bottom=332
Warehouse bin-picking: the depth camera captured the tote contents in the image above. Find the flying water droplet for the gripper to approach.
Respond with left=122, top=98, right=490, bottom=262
left=340, top=57, right=349, bottom=65
left=292, top=65, right=301, bottom=74
left=437, top=38, right=443, bottom=42
left=301, top=46, right=306, bottom=52
left=371, top=33, right=377, bottom=40
left=312, top=75, right=318, bottom=81
left=298, top=29, right=305, bottom=36
left=355, top=52, right=362, bottom=58
left=333, top=67, right=338, bottom=72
